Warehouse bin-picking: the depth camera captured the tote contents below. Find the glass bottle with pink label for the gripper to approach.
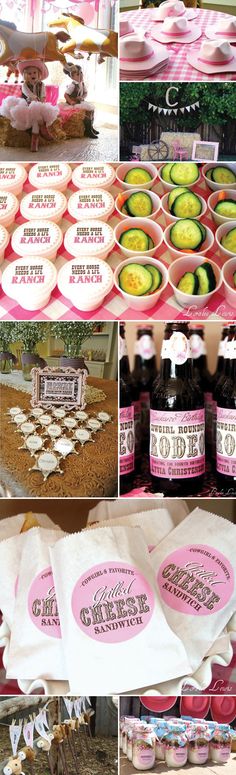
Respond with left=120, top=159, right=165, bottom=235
left=119, top=348, right=135, bottom=494
left=209, top=725, right=232, bottom=764
left=216, top=326, right=236, bottom=493
left=132, top=325, right=157, bottom=453
left=150, top=322, right=205, bottom=495
left=164, top=727, right=188, bottom=768
left=120, top=322, right=141, bottom=470
left=132, top=729, right=156, bottom=770
left=189, top=324, right=213, bottom=451
left=212, top=324, right=232, bottom=459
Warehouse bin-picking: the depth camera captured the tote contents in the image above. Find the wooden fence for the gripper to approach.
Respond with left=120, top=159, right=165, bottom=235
left=120, top=119, right=236, bottom=159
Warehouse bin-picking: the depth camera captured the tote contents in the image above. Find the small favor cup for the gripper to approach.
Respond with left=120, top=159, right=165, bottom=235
left=2, top=256, right=57, bottom=311
left=116, top=162, right=158, bottom=190
left=158, top=163, right=201, bottom=192
left=64, top=220, right=115, bottom=261
left=114, top=256, right=168, bottom=312
left=163, top=222, right=214, bottom=261
left=222, top=257, right=236, bottom=310
left=168, top=254, right=221, bottom=309
left=29, top=162, right=72, bottom=191
left=11, top=219, right=63, bottom=262
left=114, top=217, right=163, bottom=257
left=203, top=163, right=236, bottom=192
left=161, top=191, right=207, bottom=225
left=68, top=188, right=115, bottom=222
left=0, top=191, right=19, bottom=228
left=0, top=225, right=10, bottom=265
left=115, top=189, right=161, bottom=220
left=0, top=163, right=27, bottom=195
left=57, top=257, right=114, bottom=311
left=20, top=189, right=67, bottom=224
left=215, top=220, right=236, bottom=262
left=208, top=190, right=236, bottom=226
left=72, top=163, right=116, bottom=190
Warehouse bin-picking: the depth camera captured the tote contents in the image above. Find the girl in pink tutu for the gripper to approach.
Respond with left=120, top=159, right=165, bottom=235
left=0, top=59, right=59, bottom=152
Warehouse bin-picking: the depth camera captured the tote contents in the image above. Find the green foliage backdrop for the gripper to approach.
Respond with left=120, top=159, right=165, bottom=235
left=120, top=83, right=236, bottom=130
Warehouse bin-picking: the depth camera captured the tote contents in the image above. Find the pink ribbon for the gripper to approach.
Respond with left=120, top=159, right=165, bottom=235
left=198, top=55, right=234, bottom=65
left=214, top=31, right=236, bottom=36
left=162, top=29, right=190, bottom=35
left=120, top=51, right=153, bottom=62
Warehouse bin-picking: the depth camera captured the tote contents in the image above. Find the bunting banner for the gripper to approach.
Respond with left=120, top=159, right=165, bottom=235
left=34, top=712, right=51, bottom=742
left=147, top=100, right=200, bottom=115
left=23, top=720, right=35, bottom=749
left=63, top=698, right=74, bottom=718
left=9, top=721, right=23, bottom=756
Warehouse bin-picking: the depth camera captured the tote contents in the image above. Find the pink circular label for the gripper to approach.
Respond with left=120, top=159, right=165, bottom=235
left=157, top=544, right=234, bottom=616
left=28, top=566, right=61, bottom=638
left=72, top=561, right=154, bottom=643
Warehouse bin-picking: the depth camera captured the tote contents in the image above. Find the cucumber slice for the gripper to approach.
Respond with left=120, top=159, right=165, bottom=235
left=195, top=262, right=216, bottom=295
left=212, top=167, right=236, bottom=185
left=168, top=187, right=189, bottom=210
left=161, top=163, right=174, bottom=183
left=119, top=228, right=149, bottom=252
left=233, top=271, right=236, bottom=287
left=145, top=264, right=162, bottom=292
left=126, top=191, right=153, bottom=218
left=148, top=236, right=154, bottom=250
left=118, top=264, right=153, bottom=296
left=177, top=272, right=199, bottom=295
left=197, top=221, right=206, bottom=242
left=170, top=219, right=203, bottom=251
left=221, top=226, right=236, bottom=253
left=124, top=168, right=152, bottom=185
left=214, top=199, right=236, bottom=219
left=121, top=204, right=129, bottom=214
left=170, top=163, right=199, bottom=186
left=172, top=192, right=202, bottom=219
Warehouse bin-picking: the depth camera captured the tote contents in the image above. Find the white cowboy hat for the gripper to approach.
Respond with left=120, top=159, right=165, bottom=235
left=120, top=35, right=168, bottom=75
left=18, top=59, right=48, bottom=79
left=120, top=19, right=134, bottom=37
left=155, top=1, right=186, bottom=20
left=205, top=17, right=236, bottom=44
left=187, top=40, right=236, bottom=74
left=152, top=16, right=201, bottom=44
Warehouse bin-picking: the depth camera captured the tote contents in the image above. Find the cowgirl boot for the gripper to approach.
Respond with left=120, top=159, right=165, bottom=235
left=39, top=122, right=54, bottom=141
left=31, top=132, right=39, bottom=152
left=84, top=117, right=98, bottom=139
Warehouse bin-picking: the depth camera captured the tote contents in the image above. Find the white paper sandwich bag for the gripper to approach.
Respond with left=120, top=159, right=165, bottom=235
left=50, top=525, right=192, bottom=694
left=6, top=528, right=67, bottom=682
left=85, top=508, right=177, bottom=551
left=151, top=508, right=236, bottom=673
left=87, top=498, right=189, bottom=525
left=0, top=511, right=60, bottom=540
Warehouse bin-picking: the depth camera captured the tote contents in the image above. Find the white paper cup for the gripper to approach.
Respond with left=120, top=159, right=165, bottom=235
left=115, top=189, right=161, bottom=220
left=222, top=256, right=236, bottom=309
left=0, top=192, right=19, bottom=228
left=114, top=217, right=163, bottom=257
left=57, top=257, right=114, bottom=311
left=163, top=221, right=214, bottom=261
left=215, top=220, right=236, bottom=262
left=68, top=188, right=115, bottom=222
left=20, top=189, right=67, bottom=223
left=208, top=191, right=236, bottom=226
left=116, top=162, right=158, bottom=190
left=0, top=225, right=10, bottom=265
left=114, top=256, right=168, bottom=311
left=29, top=162, right=72, bottom=191
left=168, top=254, right=222, bottom=309
left=157, top=162, right=201, bottom=192
left=2, top=256, right=57, bottom=310
left=11, top=219, right=63, bottom=262
left=203, top=163, right=236, bottom=191
left=0, top=163, right=27, bottom=195
left=64, top=220, right=115, bottom=261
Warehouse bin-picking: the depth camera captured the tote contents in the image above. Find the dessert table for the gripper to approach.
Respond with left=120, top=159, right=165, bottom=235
left=0, top=376, right=118, bottom=498
left=0, top=162, right=235, bottom=323
left=120, top=9, right=236, bottom=81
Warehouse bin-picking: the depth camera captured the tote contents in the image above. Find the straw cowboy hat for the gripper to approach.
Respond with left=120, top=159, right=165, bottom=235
left=152, top=16, right=201, bottom=44
left=205, top=17, right=236, bottom=44
left=187, top=40, right=236, bottom=74
left=18, top=59, right=49, bottom=79
left=120, top=35, right=168, bottom=75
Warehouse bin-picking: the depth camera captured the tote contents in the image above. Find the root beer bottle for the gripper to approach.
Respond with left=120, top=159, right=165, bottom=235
left=119, top=322, right=141, bottom=468
left=189, top=324, right=213, bottom=449
left=119, top=325, right=135, bottom=495
left=132, top=325, right=157, bottom=452
left=150, top=322, right=205, bottom=496
left=216, top=328, right=236, bottom=493
left=212, top=325, right=234, bottom=458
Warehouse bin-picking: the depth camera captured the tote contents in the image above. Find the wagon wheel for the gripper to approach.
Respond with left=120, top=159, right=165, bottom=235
left=147, top=141, right=169, bottom=160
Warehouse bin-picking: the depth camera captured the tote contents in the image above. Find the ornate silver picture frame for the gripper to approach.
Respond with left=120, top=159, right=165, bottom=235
left=31, top=367, right=87, bottom=410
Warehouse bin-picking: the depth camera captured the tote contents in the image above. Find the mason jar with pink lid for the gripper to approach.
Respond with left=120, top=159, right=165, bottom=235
left=164, top=726, right=188, bottom=768
left=187, top=722, right=211, bottom=764
left=209, top=725, right=232, bottom=764
left=132, top=728, right=156, bottom=771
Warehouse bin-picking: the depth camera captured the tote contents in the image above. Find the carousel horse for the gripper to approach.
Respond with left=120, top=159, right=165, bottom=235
left=0, top=22, right=66, bottom=67
left=48, top=13, right=118, bottom=59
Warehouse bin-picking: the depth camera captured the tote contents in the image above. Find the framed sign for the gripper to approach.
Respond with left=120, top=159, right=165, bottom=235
left=192, top=141, right=219, bottom=162
left=31, top=367, right=87, bottom=410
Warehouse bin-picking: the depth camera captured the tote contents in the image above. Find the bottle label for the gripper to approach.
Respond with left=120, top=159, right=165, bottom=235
left=157, top=544, right=234, bottom=615
left=150, top=408, right=205, bottom=479
left=161, top=333, right=190, bottom=365
left=138, top=335, right=156, bottom=360
left=119, top=406, right=135, bottom=475
left=216, top=407, right=236, bottom=477
left=119, top=336, right=128, bottom=360
left=71, top=561, right=154, bottom=643
left=190, top=334, right=206, bottom=359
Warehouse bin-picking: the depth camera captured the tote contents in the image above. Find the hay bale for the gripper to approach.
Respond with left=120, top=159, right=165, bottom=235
left=0, top=117, right=66, bottom=148
left=63, top=112, right=85, bottom=138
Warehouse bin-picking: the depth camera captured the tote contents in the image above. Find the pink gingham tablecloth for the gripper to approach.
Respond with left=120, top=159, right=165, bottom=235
left=120, top=9, right=236, bottom=81
left=0, top=84, right=59, bottom=105
left=0, top=163, right=235, bottom=323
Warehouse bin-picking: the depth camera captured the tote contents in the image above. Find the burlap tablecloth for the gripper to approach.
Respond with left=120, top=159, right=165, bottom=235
left=0, top=377, right=118, bottom=498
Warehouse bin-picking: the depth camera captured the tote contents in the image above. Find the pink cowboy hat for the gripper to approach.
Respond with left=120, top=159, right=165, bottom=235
left=205, top=18, right=236, bottom=44
left=180, top=696, right=211, bottom=719
left=187, top=40, right=236, bottom=75
left=153, top=1, right=198, bottom=22
left=140, top=696, right=177, bottom=712
left=120, top=19, right=134, bottom=37
left=211, top=696, right=236, bottom=725
left=152, top=16, right=201, bottom=45
left=18, top=59, right=49, bottom=79
left=120, top=36, right=168, bottom=75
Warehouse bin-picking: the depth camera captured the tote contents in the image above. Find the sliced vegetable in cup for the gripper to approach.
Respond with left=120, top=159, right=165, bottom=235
left=211, top=167, right=236, bottom=185
left=118, top=191, right=153, bottom=218
left=221, top=226, right=236, bottom=253
left=118, top=262, right=162, bottom=297
left=119, top=228, right=154, bottom=252
left=171, top=191, right=202, bottom=218
left=169, top=163, right=199, bottom=186
left=177, top=262, right=216, bottom=296
left=170, top=219, right=206, bottom=251
left=124, top=168, right=153, bottom=185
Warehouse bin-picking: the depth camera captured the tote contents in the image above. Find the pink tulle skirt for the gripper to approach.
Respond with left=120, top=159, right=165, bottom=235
left=0, top=97, right=59, bottom=134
